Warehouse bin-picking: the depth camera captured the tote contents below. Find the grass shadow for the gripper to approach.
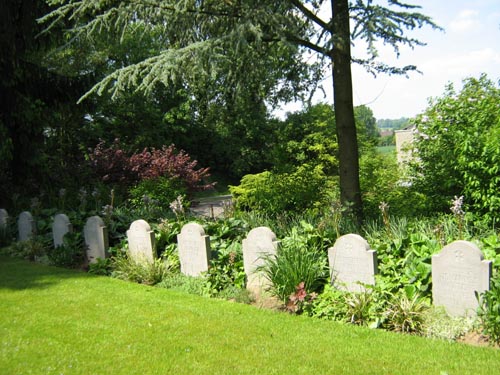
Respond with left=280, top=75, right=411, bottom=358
left=0, top=256, right=90, bottom=291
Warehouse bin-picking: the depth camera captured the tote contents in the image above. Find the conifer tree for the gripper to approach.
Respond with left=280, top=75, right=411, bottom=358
left=41, top=0, right=440, bottom=222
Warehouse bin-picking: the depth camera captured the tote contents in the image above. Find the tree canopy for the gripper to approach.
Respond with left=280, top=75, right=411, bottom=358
left=39, top=0, right=439, bottom=222
left=410, top=75, right=500, bottom=222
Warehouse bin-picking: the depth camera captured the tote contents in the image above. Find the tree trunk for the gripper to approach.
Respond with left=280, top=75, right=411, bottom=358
left=331, top=0, right=363, bottom=224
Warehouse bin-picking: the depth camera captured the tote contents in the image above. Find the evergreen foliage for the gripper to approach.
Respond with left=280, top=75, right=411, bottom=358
left=39, top=0, right=440, bottom=221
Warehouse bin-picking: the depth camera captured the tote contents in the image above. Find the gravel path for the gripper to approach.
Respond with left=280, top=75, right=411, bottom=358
left=189, top=195, right=232, bottom=219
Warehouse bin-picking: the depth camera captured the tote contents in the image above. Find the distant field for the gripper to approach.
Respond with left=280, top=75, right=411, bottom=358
left=1, top=257, right=499, bottom=375
left=377, top=145, right=396, bottom=154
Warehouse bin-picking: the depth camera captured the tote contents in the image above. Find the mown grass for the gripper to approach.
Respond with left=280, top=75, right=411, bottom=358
left=1, top=256, right=498, bottom=375
left=376, top=145, right=396, bottom=154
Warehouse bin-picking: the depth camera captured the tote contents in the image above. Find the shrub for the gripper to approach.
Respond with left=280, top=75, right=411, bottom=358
left=422, top=307, right=475, bottom=341
left=47, top=232, right=85, bottom=268
left=128, top=176, right=187, bottom=213
left=205, top=247, right=246, bottom=296
left=259, top=227, right=328, bottom=303
left=89, top=139, right=214, bottom=193
left=0, top=237, right=49, bottom=261
left=305, top=284, right=380, bottom=326
left=88, top=258, right=113, bottom=276
left=477, top=276, right=500, bottom=345
left=410, top=75, right=500, bottom=221
left=359, top=149, right=429, bottom=219
left=384, top=288, right=430, bottom=334
left=230, top=165, right=337, bottom=215
left=128, top=145, right=214, bottom=193
left=305, top=283, right=349, bottom=321
left=203, top=218, right=247, bottom=297
left=111, top=255, right=173, bottom=285
left=88, top=139, right=133, bottom=184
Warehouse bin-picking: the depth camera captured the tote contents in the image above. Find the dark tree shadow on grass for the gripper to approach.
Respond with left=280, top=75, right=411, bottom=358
left=0, top=256, right=90, bottom=290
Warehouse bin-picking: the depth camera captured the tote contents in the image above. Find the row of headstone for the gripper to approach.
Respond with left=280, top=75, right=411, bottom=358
left=327, top=234, right=491, bottom=317
left=4, top=210, right=109, bottom=265
left=2, top=209, right=493, bottom=317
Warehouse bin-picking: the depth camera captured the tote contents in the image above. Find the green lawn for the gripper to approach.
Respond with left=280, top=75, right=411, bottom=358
left=1, top=256, right=498, bottom=375
left=376, top=145, right=396, bottom=154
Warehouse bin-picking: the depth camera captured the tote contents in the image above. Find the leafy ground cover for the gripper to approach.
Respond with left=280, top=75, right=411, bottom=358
left=1, top=256, right=499, bottom=375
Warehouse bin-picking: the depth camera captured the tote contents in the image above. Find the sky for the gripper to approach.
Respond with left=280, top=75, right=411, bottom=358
left=278, top=0, right=500, bottom=120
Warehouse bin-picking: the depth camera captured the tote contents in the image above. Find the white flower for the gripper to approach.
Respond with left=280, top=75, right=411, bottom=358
left=450, top=195, right=464, bottom=216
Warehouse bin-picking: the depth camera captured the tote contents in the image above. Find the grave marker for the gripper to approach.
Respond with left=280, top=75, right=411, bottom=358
left=18, top=211, right=35, bottom=241
left=242, top=227, right=279, bottom=296
left=126, top=219, right=155, bottom=263
left=84, top=216, right=109, bottom=264
left=0, top=209, right=8, bottom=234
left=432, top=240, right=491, bottom=317
left=328, top=234, right=377, bottom=292
left=52, top=214, right=72, bottom=247
left=177, top=222, right=211, bottom=276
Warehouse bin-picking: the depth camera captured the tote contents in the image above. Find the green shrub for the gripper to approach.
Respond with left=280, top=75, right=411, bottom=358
left=88, top=258, right=113, bottom=276
left=422, top=307, right=475, bottom=341
left=128, top=176, right=187, bottom=213
left=47, top=232, right=85, bottom=268
left=359, top=150, right=430, bottom=219
left=111, top=255, right=174, bottom=285
left=384, top=288, right=430, bottom=334
left=230, top=165, right=337, bottom=215
left=205, top=244, right=246, bottom=296
left=260, top=227, right=328, bottom=303
left=203, top=218, right=247, bottom=296
left=305, top=284, right=381, bottom=326
left=305, top=283, right=349, bottom=321
left=410, top=75, right=500, bottom=222
left=0, top=237, right=50, bottom=261
left=477, top=276, right=500, bottom=344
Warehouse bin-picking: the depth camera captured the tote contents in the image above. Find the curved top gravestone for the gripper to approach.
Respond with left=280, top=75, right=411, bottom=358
left=328, top=233, right=377, bottom=292
left=242, top=226, right=279, bottom=297
left=432, top=240, right=491, bottom=317
left=0, top=209, right=8, bottom=229
left=126, top=219, right=155, bottom=264
left=18, top=211, right=35, bottom=241
left=177, top=222, right=211, bottom=276
left=84, top=216, right=109, bottom=264
left=52, top=214, right=72, bottom=248
left=242, top=226, right=278, bottom=276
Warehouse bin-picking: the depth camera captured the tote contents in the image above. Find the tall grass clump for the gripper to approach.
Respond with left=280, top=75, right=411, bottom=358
left=260, top=226, right=328, bottom=304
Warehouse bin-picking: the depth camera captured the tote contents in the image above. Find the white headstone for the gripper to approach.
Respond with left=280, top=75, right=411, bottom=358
left=84, top=216, right=109, bottom=264
left=432, top=240, right=491, bottom=317
left=177, top=222, right=211, bottom=276
left=18, top=211, right=35, bottom=241
left=242, top=227, right=279, bottom=296
left=0, top=209, right=8, bottom=230
left=126, top=219, right=155, bottom=264
left=52, top=214, right=72, bottom=248
left=328, top=234, right=377, bottom=292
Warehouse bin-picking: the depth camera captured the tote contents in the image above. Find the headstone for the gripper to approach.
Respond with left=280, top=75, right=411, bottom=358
left=126, top=219, right=155, bottom=264
left=52, top=214, right=72, bottom=248
left=84, top=216, right=109, bottom=264
left=0, top=209, right=8, bottom=230
left=242, top=227, right=279, bottom=296
left=328, top=234, right=377, bottom=292
left=0, top=208, right=9, bottom=238
left=432, top=240, right=491, bottom=317
left=18, top=211, right=35, bottom=241
left=177, top=222, right=211, bottom=276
